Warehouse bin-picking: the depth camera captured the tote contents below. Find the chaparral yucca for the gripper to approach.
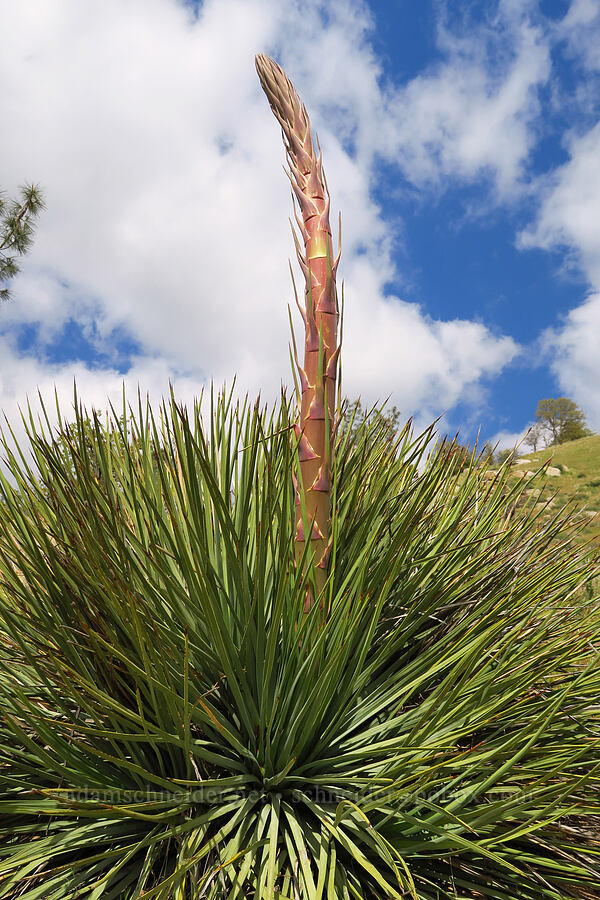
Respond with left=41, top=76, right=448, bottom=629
left=0, top=56, right=599, bottom=900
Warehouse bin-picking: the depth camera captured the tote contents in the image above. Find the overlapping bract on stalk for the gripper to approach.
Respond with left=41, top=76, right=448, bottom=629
left=256, top=54, right=340, bottom=606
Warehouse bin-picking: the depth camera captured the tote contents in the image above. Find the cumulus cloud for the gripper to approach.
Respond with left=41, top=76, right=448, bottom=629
left=0, top=341, right=198, bottom=418
left=540, top=293, right=600, bottom=429
left=558, top=0, right=600, bottom=72
left=0, top=334, right=204, bottom=464
left=488, top=426, right=532, bottom=454
left=521, top=120, right=600, bottom=429
left=1, top=0, right=294, bottom=394
left=340, top=261, right=518, bottom=418
left=380, top=0, right=551, bottom=194
left=521, top=122, right=600, bottom=287
left=0, top=0, right=523, bottom=438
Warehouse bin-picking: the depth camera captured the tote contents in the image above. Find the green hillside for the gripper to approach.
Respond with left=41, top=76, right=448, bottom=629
left=510, top=433, right=600, bottom=548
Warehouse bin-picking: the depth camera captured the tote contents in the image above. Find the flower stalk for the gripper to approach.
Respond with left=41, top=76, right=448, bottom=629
left=255, top=54, right=340, bottom=609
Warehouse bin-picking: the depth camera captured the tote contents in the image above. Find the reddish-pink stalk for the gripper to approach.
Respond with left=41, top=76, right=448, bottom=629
left=255, top=54, right=340, bottom=609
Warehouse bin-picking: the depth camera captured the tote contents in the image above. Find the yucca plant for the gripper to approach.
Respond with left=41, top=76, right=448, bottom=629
left=1, top=56, right=600, bottom=900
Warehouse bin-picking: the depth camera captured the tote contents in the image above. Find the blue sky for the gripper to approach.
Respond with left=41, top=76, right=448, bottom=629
left=365, top=0, right=599, bottom=442
left=1, top=0, right=599, bottom=449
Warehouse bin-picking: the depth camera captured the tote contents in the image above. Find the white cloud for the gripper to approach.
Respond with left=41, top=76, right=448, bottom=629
left=380, top=1, right=551, bottom=194
left=563, top=0, right=600, bottom=26
left=340, top=258, right=518, bottom=418
left=521, top=121, right=600, bottom=428
left=521, top=122, right=600, bottom=287
left=0, top=335, right=203, bottom=462
left=0, top=0, right=519, bottom=436
left=559, top=0, right=600, bottom=71
left=540, top=293, right=600, bottom=429
left=488, top=426, right=531, bottom=454
left=1, top=0, right=292, bottom=394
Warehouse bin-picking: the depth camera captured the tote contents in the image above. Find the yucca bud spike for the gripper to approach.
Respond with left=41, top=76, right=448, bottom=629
left=332, top=251, right=341, bottom=280
left=288, top=263, right=307, bottom=324
left=317, top=542, right=331, bottom=570
left=289, top=320, right=311, bottom=393
left=289, top=189, right=305, bottom=235
left=306, top=259, right=314, bottom=318
left=325, top=345, right=340, bottom=380
left=317, top=323, right=325, bottom=383
left=256, top=52, right=340, bottom=610
left=288, top=343, right=301, bottom=403
left=291, top=227, right=309, bottom=280
left=287, top=302, right=297, bottom=343
left=297, top=431, right=318, bottom=462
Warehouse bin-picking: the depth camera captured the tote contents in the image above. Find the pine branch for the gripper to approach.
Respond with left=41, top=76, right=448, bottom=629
left=0, top=183, right=45, bottom=301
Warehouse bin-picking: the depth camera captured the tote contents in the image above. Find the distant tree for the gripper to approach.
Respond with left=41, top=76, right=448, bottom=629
left=437, top=437, right=475, bottom=471
left=559, top=418, right=592, bottom=444
left=342, top=398, right=401, bottom=445
left=524, top=422, right=544, bottom=452
left=496, top=448, right=515, bottom=467
left=478, top=441, right=496, bottom=467
left=534, top=397, right=590, bottom=446
left=439, top=438, right=498, bottom=469
left=0, top=183, right=45, bottom=301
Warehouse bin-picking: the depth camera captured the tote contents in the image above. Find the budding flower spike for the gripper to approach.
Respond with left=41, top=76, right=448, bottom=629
left=255, top=53, right=340, bottom=609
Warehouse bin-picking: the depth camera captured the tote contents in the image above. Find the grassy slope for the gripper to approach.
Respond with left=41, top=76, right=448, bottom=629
left=510, top=433, right=600, bottom=548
